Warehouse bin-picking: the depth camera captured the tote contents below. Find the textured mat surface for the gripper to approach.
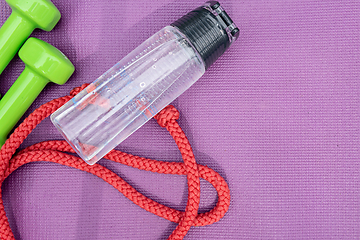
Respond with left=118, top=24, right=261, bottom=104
left=0, top=0, right=359, bottom=239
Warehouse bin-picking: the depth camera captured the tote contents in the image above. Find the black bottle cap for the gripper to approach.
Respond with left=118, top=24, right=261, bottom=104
left=171, top=1, right=239, bottom=70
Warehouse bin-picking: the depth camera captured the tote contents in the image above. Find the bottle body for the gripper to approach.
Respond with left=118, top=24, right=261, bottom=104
left=51, top=26, right=205, bottom=165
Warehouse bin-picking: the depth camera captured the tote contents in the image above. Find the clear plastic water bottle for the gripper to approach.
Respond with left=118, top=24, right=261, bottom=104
left=51, top=1, right=239, bottom=165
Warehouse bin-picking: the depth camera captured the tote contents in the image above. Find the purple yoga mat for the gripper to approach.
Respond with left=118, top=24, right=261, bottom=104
left=0, top=0, right=359, bottom=239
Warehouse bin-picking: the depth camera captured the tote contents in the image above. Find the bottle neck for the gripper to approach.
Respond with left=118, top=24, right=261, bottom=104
left=171, top=3, right=238, bottom=70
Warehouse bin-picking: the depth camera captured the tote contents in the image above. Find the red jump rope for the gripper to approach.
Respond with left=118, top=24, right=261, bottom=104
left=0, top=84, right=230, bottom=240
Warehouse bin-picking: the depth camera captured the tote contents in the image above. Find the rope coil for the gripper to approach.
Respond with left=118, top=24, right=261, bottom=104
left=0, top=85, right=230, bottom=240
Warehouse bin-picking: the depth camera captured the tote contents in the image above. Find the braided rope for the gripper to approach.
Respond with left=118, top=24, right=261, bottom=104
left=0, top=84, right=230, bottom=240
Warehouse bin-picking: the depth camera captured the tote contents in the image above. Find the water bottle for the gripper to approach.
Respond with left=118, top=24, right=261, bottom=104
left=51, top=1, right=239, bottom=165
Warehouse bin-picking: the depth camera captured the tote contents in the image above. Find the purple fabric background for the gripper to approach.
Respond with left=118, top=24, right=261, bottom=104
left=1, top=0, right=359, bottom=239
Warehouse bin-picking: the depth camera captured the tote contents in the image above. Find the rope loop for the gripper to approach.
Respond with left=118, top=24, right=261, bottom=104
left=154, top=105, right=180, bottom=128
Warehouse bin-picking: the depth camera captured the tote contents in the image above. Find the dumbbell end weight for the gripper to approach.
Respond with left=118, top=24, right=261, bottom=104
left=0, top=0, right=61, bottom=75
left=0, top=38, right=74, bottom=148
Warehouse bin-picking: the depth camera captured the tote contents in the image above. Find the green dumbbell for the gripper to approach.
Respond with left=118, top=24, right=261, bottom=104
left=0, top=0, right=60, bottom=75
left=0, top=37, right=74, bottom=147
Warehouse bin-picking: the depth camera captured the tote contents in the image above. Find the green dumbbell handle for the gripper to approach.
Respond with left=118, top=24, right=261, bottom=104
left=0, top=68, right=48, bottom=146
left=0, top=13, right=34, bottom=74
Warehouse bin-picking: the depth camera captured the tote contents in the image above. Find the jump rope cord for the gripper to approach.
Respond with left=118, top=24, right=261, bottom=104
left=0, top=84, right=231, bottom=240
